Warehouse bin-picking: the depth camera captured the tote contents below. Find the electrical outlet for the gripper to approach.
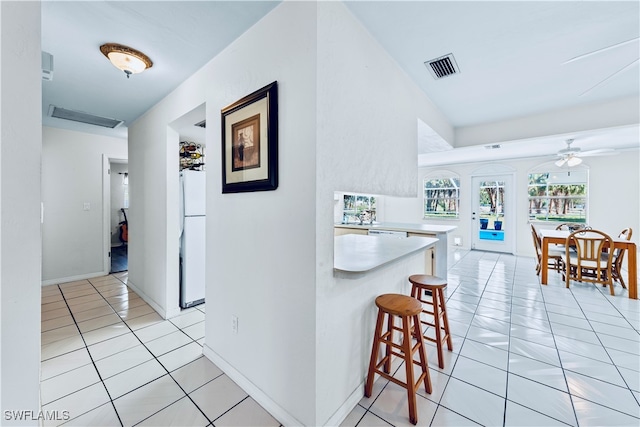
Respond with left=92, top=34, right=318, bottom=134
left=231, top=315, right=238, bottom=334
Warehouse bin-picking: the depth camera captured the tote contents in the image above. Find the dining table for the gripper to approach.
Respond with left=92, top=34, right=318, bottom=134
left=539, top=228, right=638, bottom=299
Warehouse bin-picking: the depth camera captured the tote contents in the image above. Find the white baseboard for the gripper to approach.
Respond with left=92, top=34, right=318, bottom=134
left=202, top=344, right=304, bottom=427
left=126, top=279, right=168, bottom=320
left=323, top=383, right=362, bottom=427
left=41, top=270, right=108, bottom=287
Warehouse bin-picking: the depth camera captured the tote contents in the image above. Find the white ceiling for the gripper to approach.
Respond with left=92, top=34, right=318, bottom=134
left=346, top=1, right=639, bottom=127
left=41, top=1, right=280, bottom=140
left=41, top=1, right=639, bottom=164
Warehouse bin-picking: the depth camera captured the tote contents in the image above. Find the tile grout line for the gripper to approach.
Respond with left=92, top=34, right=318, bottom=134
left=540, top=271, right=586, bottom=426
left=567, top=286, right=640, bottom=409
left=89, top=275, right=215, bottom=426
left=446, top=253, right=572, bottom=426
left=502, top=253, right=518, bottom=427
left=502, top=255, right=579, bottom=426
left=438, top=252, right=510, bottom=426
left=53, top=281, right=125, bottom=427
left=360, top=250, right=499, bottom=426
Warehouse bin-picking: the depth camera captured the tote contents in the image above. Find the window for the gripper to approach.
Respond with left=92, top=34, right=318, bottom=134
left=423, top=177, right=460, bottom=219
left=528, top=169, right=587, bottom=223
left=342, top=194, right=376, bottom=223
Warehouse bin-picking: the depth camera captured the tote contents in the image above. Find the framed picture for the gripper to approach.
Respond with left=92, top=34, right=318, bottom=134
left=221, top=81, right=278, bottom=193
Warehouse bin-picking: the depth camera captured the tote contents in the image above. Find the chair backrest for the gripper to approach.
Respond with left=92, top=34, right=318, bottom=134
left=613, top=228, right=633, bottom=268
left=531, top=224, right=542, bottom=258
left=618, top=228, right=632, bottom=241
left=556, top=223, right=588, bottom=232
left=567, top=229, right=613, bottom=270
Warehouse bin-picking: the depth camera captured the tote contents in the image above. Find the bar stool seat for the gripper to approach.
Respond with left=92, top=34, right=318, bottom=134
left=409, top=274, right=453, bottom=369
left=365, top=294, right=432, bottom=425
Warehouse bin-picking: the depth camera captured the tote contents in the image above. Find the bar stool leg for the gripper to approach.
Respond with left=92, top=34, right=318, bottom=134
left=384, top=310, right=393, bottom=374
left=432, top=288, right=445, bottom=369
left=438, top=288, right=453, bottom=351
left=365, top=309, right=384, bottom=398
left=402, top=316, right=418, bottom=424
left=365, top=294, right=432, bottom=425
left=413, top=313, right=432, bottom=394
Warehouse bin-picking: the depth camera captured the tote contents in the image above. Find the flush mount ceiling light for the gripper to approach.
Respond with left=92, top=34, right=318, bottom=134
left=100, top=43, right=153, bottom=78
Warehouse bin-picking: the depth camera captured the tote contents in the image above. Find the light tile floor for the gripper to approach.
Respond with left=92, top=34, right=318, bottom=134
left=345, top=250, right=640, bottom=427
left=41, top=272, right=280, bottom=427
left=41, top=250, right=640, bottom=426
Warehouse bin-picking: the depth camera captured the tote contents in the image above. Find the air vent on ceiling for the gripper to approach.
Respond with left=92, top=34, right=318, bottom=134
left=194, top=119, right=206, bottom=128
left=48, top=106, right=123, bottom=128
left=424, top=53, right=459, bottom=79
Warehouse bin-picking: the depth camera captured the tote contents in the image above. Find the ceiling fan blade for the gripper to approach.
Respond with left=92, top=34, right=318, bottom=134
left=579, top=148, right=618, bottom=157
left=580, top=58, right=640, bottom=97
left=564, top=37, right=639, bottom=64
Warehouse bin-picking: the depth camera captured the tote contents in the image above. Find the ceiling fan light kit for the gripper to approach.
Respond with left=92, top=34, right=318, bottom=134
left=100, top=43, right=153, bottom=78
left=554, top=138, right=617, bottom=167
left=555, top=156, right=582, bottom=167
left=566, top=156, right=583, bottom=167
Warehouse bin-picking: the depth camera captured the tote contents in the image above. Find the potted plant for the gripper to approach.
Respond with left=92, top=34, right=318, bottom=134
left=480, top=218, right=489, bottom=229
left=494, top=220, right=502, bottom=231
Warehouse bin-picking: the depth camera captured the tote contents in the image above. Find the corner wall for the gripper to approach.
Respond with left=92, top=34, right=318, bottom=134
left=315, top=2, right=454, bottom=425
left=41, top=127, right=127, bottom=284
left=0, top=0, right=42, bottom=420
left=128, top=2, right=318, bottom=424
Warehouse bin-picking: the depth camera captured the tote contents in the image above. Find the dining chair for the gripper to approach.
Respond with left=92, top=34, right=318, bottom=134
left=531, top=224, right=563, bottom=275
left=556, top=222, right=589, bottom=232
left=607, top=228, right=633, bottom=289
left=563, top=229, right=615, bottom=295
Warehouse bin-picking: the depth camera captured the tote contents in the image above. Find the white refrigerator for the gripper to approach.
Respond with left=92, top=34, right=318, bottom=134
left=179, top=170, right=206, bottom=308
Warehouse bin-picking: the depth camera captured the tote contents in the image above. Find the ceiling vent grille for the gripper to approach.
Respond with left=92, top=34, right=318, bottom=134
left=48, top=105, right=123, bottom=128
left=425, top=53, right=459, bottom=79
left=194, top=119, right=206, bottom=128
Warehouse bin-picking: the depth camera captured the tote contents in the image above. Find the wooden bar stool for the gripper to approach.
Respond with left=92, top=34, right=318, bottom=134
left=409, top=274, right=453, bottom=369
left=365, top=294, right=432, bottom=425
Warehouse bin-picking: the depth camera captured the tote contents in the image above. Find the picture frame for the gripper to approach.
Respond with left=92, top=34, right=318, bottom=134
left=221, top=81, right=278, bottom=193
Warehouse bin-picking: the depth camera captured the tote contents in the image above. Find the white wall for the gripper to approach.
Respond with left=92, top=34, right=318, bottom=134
left=315, top=2, right=454, bottom=425
left=0, top=1, right=42, bottom=421
left=384, top=150, right=640, bottom=259
left=126, top=1, right=639, bottom=425
left=41, top=127, right=127, bottom=284
left=128, top=2, right=318, bottom=424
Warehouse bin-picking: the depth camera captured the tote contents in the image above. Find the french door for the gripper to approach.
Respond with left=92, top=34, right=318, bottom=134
left=471, top=174, right=515, bottom=254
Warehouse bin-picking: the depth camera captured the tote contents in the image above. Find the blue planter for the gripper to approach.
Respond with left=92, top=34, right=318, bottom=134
left=479, top=219, right=489, bottom=229
left=494, top=221, right=503, bottom=231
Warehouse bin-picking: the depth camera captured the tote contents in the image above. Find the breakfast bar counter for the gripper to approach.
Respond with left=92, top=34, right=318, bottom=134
left=334, top=222, right=456, bottom=277
left=334, top=234, right=438, bottom=273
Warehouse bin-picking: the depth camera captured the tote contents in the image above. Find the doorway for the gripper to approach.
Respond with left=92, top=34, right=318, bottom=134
left=110, top=160, right=128, bottom=273
left=471, top=172, right=515, bottom=253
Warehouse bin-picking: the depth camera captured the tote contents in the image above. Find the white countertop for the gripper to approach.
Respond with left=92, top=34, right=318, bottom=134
left=335, top=221, right=457, bottom=234
left=334, top=234, right=438, bottom=273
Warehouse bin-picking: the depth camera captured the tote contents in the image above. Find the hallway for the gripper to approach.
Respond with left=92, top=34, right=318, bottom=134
left=40, top=250, right=640, bottom=426
left=41, top=273, right=279, bottom=426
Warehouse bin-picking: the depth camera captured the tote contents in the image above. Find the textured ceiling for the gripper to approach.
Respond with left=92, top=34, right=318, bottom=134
left=41, top=1, right=280, bottom=139
left=41, top=1, right=639, bottom=164
left=345, top=1, right=639, bottom=127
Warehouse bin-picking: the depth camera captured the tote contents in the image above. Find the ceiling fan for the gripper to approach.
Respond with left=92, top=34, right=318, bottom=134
left=555, top=139, right=616, bottom=167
